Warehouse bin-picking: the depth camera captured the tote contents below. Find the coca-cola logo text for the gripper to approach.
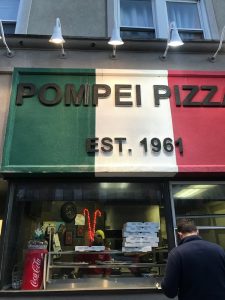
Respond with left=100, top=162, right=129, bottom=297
left=30, top=257, right=42, bottom=288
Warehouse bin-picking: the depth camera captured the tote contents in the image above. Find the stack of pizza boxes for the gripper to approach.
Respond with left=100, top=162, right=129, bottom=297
left=122, top=222, right=160, bottom=252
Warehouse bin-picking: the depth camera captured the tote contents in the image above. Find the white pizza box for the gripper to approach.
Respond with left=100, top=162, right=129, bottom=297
left=141, top=227, right=159, bottom=233
left=123, top=227, right=159, bottom=234
left=123, top=242, right=154, bottom=247
left=122, top=227, right=140, bottom=233
left=123, top=231, right=153, bottom=237
left=150, top=243, right=159, bottom=247
left=75, top=246, right=89, bottom=252
left=75, top=246, right=105, bottom=252
left=123, top=222, right=160, bottom=229
left=124, top=236, right=159, bottom=243
left=140, top=246, right=153, bottom=252
left=122, top=246, right=152, bottom=252
left=122, top=247, right=141, bottom=252
left=144, top=222, right=160, bottom=229
left=124, top=222, right=144, bottom=226
left=123, top=225, right=145, bottom=231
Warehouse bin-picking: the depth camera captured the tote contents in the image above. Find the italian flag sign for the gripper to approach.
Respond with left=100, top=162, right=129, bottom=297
left=2, top=68, right=225, bottom=176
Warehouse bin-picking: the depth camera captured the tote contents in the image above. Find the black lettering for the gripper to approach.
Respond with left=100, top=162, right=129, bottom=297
left=153, top=85, right=171, bottom=106
left=101, top=137, right=113, bottom=152
left=86, top=138, right=99, bottom=153
left=114, top=137, right=126, bottom=153
left=174, top=85, right=182, bottom=107
left=201, top=86, right=220, bottom=107
left=16, top=83, right=36, bottom=105
left=115, top=85, right=132, bottom=107
left=38, top=83, right=62, bottom=106
left=136, top=85, right=141, bottom=106
left=92, top=84, right=111, bottom=106
left=182, top=85, right=200, bottom=107
left=65, top=84, right=89, bottom=106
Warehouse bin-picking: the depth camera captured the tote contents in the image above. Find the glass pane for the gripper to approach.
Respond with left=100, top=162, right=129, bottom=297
left=199, top=229, right=225, bottom=248
left=167, top=2, right=201, bottom=29
left=0, top=0, right=20, bottom=21
left=180, top=31, right=203, bottom=40
left=2, top=181, right=168, bottom=291
left=120, top=0, right=153, bottom=28
left=121, top=29, right=155, bottom=39
left=172, top=184, right=225, bottom=242
left=174, top=228, right=225, bottom=249
left=1, top=22, right=16, bottom=34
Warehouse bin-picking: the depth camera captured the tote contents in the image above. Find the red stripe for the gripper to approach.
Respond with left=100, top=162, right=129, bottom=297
left=168, top=70, right=225, bottom=173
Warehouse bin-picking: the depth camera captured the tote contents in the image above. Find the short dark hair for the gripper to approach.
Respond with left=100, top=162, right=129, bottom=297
left=177, top=219, right=197, bottom=233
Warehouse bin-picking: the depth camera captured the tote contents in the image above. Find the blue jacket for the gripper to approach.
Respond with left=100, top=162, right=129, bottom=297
left=161, top=235, right=225, bottom=300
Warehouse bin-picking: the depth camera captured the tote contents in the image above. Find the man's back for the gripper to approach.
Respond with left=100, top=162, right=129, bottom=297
left=162, top=236, right=225, bottom=300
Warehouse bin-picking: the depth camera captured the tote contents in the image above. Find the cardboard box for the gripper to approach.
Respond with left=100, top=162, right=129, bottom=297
left=122, top=246, right=152, bottom=252
left=75, top=246, right=105, bottom=252
left=124, top=236, right=159, bottom=243
left=123, top=231, right=151, bottom=237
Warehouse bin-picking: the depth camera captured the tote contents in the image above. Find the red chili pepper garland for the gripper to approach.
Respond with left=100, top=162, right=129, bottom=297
left=83, top=208, right=102, bottom=242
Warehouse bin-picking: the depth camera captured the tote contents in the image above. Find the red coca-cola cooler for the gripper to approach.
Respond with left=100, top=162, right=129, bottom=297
left=22, top=248, right=48, bottom=290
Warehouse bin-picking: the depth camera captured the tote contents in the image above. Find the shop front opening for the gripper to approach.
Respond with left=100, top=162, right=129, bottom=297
left=0, top=181, right=170, bottom=292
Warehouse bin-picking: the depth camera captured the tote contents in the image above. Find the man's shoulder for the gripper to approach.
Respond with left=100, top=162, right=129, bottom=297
left=200, top=239, right=225, bottom=251
left=172, top=238, right=225, bottom=254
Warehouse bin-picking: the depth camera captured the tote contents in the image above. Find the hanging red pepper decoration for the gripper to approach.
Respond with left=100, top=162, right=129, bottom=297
left=83, top=208, right=102, bottom=242
left=92, top=209, right=102, bottom=237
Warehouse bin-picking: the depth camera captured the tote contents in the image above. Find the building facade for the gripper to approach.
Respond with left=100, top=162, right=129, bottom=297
left=0, top=1, right=225, bottom=299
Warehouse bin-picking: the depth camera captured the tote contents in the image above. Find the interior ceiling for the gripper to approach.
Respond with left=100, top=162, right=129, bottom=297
left=173, top=184, right=225, bottom=200
left=15, top=182, right=162, bottom=203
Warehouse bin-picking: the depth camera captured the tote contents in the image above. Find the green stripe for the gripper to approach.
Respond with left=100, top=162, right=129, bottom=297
left=1, top=68, right=96, bottom=173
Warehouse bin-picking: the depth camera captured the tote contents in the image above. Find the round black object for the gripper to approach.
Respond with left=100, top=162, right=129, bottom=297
left=61, top=202, right=77, bottom=223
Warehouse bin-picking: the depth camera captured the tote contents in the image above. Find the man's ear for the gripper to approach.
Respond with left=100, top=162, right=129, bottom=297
left=177, top=232, right=183, bottom=239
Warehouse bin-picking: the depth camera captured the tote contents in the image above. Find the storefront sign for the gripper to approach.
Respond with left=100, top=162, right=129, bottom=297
left=16, top=83, right=225, bottom=108
left=2, top=69, right=225, bottom=175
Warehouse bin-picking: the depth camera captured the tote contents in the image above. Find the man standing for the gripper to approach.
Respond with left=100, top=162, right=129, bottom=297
left=161, top=219, right=225, bottom=300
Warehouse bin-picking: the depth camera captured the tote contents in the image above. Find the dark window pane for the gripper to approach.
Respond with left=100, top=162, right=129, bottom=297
left=121, top=28, right=155, bottom=39
left=1, top=22, right=16, bottom=34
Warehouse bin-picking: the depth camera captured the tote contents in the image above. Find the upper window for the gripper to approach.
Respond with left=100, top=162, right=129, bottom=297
left=118, top=0, right=216, bottom=40
left=0, top=0, right=20, bottom=34
left=120, top=0, right=155, bottom=39
left=167, top=0, right=203, bottom=40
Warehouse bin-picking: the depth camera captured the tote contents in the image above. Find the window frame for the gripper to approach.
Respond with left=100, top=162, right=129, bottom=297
left=107, top=0, right=219, bottom=41
left=166, top=0, right=210, bottom=39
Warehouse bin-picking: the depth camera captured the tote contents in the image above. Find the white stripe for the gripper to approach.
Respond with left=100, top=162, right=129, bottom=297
left=95, top=69, right=178, bottom=176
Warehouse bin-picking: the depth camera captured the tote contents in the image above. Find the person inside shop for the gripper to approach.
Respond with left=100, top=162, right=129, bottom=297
left=161, top=219, right=225, bottom=300
left=76, top=229, right=112, bottom=277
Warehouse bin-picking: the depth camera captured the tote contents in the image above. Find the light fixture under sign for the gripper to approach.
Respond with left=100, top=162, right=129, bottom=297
left=49, top=17, right=66, bottom=58
left=159, top=21, right=184, bottom=61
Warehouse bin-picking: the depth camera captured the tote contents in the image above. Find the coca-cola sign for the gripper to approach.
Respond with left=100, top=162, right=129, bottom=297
left=30, top=257, right=42, bottom=288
